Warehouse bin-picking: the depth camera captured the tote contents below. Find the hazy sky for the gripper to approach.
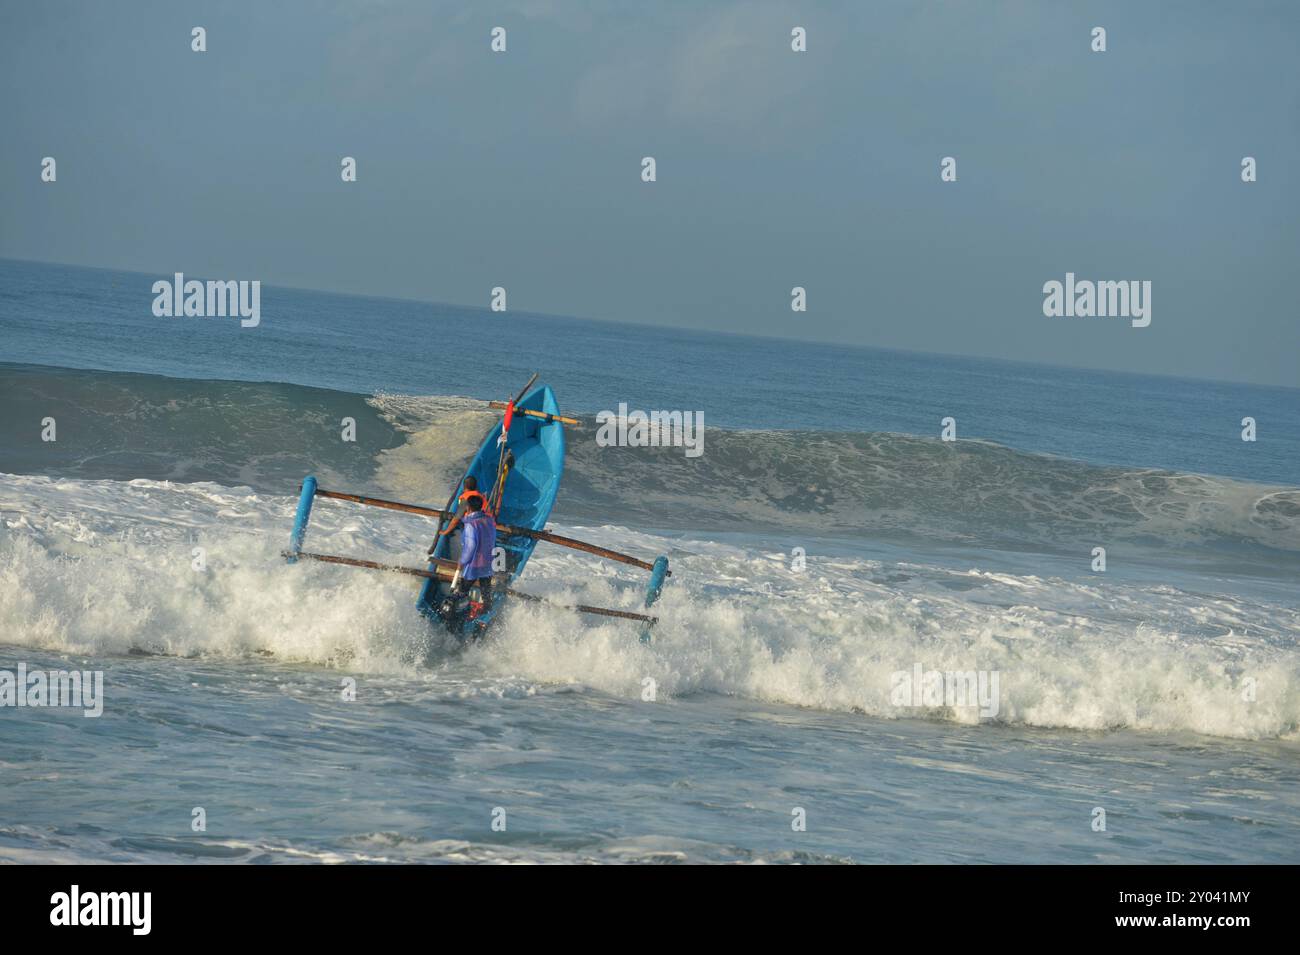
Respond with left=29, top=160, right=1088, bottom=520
left=3, top=1, right=1297, bottom=387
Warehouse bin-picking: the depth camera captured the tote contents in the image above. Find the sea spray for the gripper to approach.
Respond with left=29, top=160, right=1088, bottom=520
left=2, top=473, right=1298, bottom=739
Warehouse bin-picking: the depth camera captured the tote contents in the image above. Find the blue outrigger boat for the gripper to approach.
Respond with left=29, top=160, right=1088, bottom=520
left=283, top=374, right=669, bottom=640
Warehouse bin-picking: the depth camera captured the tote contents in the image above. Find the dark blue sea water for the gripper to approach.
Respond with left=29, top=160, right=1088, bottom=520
left=3, top=257, right=1296, bottom=484
left=2, top=258, right=1298, bottom=864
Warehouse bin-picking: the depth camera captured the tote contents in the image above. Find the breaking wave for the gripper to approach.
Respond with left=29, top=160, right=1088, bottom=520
left=1, top=475, right=1297, bottom=740
left=3, top=363, right=1296, bottom=568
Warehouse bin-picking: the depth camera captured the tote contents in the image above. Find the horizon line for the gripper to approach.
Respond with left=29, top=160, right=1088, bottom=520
left=3, top=254, right=1295, bottom=395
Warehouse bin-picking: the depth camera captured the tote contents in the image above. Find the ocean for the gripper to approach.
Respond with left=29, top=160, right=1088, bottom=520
left=2, top=257, right=1298, bottom=863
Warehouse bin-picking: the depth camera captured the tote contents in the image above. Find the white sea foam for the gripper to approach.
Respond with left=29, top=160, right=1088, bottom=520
left=2, top=473, right=1297, bottom=739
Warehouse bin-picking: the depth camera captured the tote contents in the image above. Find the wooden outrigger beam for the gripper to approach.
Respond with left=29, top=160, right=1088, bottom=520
left=503, top=526, right=669, bottom=575
left=284, top=549, right=456, bottom=577
left=487, top=401, right=582, bottom=427
left=282, top=549, right=659, bottom=624
left=504, top=588, right=657, bottom=622
left=307, top=486, right=669, bottom=575
left=312, top=488, right=448, bottom=518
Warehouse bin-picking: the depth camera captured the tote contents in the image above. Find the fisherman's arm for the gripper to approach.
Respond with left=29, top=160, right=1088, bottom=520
left=439, top=502, right=467, bottom=536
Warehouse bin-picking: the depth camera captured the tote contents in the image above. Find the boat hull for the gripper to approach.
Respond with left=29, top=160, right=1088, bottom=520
left=417, top=383, right=565, bottom=637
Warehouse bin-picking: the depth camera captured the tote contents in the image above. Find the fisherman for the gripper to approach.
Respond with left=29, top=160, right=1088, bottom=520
left=439, top=476, right=486, bottom=538
left=455, top=492, right=498, bottom=615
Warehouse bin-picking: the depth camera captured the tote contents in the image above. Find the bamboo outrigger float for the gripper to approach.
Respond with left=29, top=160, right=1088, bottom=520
left=283, top=374, right=670, bottom=641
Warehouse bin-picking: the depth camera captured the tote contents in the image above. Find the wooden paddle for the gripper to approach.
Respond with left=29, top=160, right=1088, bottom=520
left=509, top=372, right=540, bottom=406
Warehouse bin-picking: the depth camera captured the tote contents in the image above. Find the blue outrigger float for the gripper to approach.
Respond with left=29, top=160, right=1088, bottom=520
left=283, top=374, right=669, bottom=640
